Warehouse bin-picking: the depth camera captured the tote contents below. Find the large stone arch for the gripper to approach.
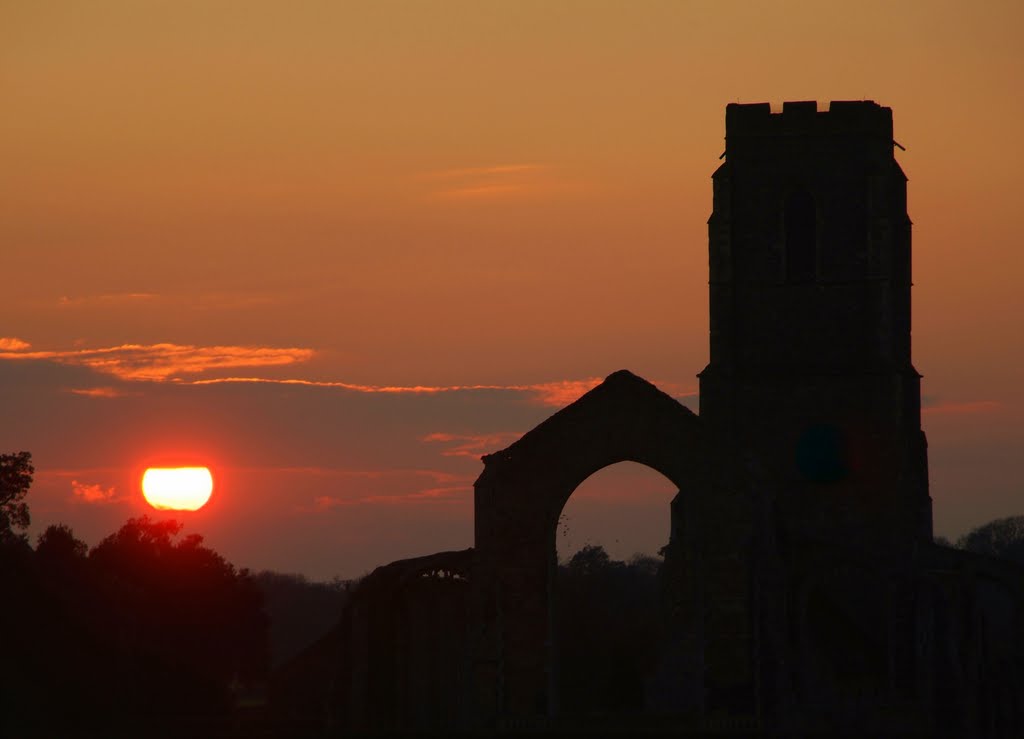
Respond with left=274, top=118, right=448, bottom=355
left=469, top=370, right=757, bottom=726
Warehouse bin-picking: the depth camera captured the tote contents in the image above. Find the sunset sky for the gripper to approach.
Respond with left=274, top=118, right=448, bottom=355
left=2, top=1, right=1022, bottom=580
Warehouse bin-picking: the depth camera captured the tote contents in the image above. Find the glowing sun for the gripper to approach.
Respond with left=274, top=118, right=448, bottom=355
left=142, top=467, right=213, bottom=511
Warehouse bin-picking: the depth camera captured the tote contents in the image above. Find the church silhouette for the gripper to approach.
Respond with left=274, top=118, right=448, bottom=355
left=274, top=102, right=1024, bottom=736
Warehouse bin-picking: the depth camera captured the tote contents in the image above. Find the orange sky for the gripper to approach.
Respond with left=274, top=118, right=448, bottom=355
left=2, top=1, right=1022, bottom=579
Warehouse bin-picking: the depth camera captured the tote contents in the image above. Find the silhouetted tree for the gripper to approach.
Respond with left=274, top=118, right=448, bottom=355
left=556, top=545, right=665, bottom=716
left=0, top=488, right=270, bottom=736
left=566, top=542, right=614, bottom=576
left=957, top=515, right=1024, bottom=566
left=0, top=451, right=33, bottom=545
left=89, top=515, right=269, bottom=710
left=36, top=522, right=88, bottom=560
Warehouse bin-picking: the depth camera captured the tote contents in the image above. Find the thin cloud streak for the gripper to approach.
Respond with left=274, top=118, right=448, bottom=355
left=436, top=183, right=528, bottom=199
left=186, top=375, right=607, bottom=407
left=923, top=400, right=1002, bottom=415
left=188, top=375, right=695, bottom=407
left=0, top=339, right=695, bottom=407
left=422, top=431, right=524, bottom=458
left=58, top=293, right=158, bottom=307
left=236, top=466, right=470, bottom=485
left=432, top=180, right=591, bottom=201
left=37, top=467, right=124, bottom=479
left=0, top=342, right=315, bottom=381
left=420, top=164, right=548, bottom=180
left=311, top=485, right=470, bottom=510
left=66, top=387, right=132, bottom=398
left=57, top=291, right=285, bottom=311
left=416, top=162, right=587, bottom=201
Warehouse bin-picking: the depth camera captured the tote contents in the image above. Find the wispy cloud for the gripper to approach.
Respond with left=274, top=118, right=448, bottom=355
left=66, top=386, right=133, bottom=398
left=528, top=378, right=604, bottom=406
left=0, top=337, right=694, bottom=409
left=417, top=162, right=583, bottom=201
left=57, top=291, right=283, bottom=311
left=407, top=485, right=468, bottom=500
left=0, top=337, right=31, bottom=351
left=71, top=479, right=118, bottom=504
left=311, top=485, right=470, bottom=510
left=437, top=183, right=531, bottom=199
left=922, top=400, right=1001, bottom=415
left=188, top=374, right=694, bottom=408
left=263, top=465, right=477, bottom=511
left=58, top=293, right=158, bottom=307
left=525, top=378, right=695, bottom=407
left=422, top=164, right=548, bottom=180
left=187, top=376, right=519, bottom=394
left=421, top=431, right=524, bottom=458
left=0, top=342, right=315, bottom=381
left=239, top=466, right=467, bottom=484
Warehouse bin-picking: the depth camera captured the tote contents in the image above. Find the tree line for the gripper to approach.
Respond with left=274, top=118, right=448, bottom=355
left=0, top=451, right=347, bottom=736
left=3, top=449, right=1022, bottom=731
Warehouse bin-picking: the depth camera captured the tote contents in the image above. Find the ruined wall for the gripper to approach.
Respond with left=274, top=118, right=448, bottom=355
left=334, top=549, right=474, bottom=731
left=469, top=370, right=760, bottom=727
left=308, top=102, right=1024, bottom=737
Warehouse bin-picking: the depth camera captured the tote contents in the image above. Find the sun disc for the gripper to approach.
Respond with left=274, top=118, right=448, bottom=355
left=142, top=467, right=213, bottom=511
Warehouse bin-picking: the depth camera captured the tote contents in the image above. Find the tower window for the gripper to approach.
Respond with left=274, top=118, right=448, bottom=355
left=786, top=189, right=817, bottom=282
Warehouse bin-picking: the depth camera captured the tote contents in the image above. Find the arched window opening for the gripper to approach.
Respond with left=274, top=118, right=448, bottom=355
left=557, top=462, right=676, bottom=564
left=786, top=189, right=817, bottom=282
left=554, top=462, right=678, bottom=717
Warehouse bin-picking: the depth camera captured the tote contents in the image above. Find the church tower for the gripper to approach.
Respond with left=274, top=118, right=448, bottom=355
left=699, top=101, right=932, bottom=550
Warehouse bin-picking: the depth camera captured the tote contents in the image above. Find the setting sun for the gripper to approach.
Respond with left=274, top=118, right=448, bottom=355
left=141, top=467, right=213, bottom=511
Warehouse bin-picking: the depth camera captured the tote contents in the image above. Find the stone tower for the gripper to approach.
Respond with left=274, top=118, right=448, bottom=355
left=699, top=101, right=932, bottom=551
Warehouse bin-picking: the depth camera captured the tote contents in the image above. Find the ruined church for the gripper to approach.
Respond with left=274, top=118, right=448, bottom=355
left=275, top=102, right=1024, bottom=735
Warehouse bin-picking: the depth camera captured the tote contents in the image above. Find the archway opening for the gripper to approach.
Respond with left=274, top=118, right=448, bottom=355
left=553, top=462, right=678, bottom=718
left=556, top=461, right=677, bottom=564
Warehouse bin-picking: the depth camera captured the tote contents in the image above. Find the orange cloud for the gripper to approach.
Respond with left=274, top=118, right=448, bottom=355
left=421, top=431, right=524, bottom=458
left=264, top=467, right=473, bottom=512
left=417, top=162, right=588, bottom=201
left=1, top=339, right=693, bottom=409
left=58, top=292, right=158, bottom=307
left=526, top=378, right=695, bottom=407
left=405, top=486, right=469, bottom=501
left=434, top=180, right=592, bottom=201
left=0, top=342, right=314, bottom=381
left=922, top=400, right=1001, bottom=415
left=187, top=374, right=694, bottom=408
left=311, top=484, right=469, bottom=510
left=71, top=479, right=118, bottom=504
left=66, top=387, right=131, bottom=398
left=185, top=375, right=600, bottom=406
left=187, top=376, right=515, bottom=394
left=57, top=291, right=283, bottom=311
left=436, top=183, right=529, bottom=199
left=526, top=378, right=604, bottom=406
left=421, top=164, right=548, bottom=180
left=244, top=466, right=467, bottom=484
left=0, top=337, right=30, bottom=351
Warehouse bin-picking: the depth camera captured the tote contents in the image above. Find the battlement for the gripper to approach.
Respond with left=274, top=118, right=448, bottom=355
left=726, top=100, right=893, bottom=145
